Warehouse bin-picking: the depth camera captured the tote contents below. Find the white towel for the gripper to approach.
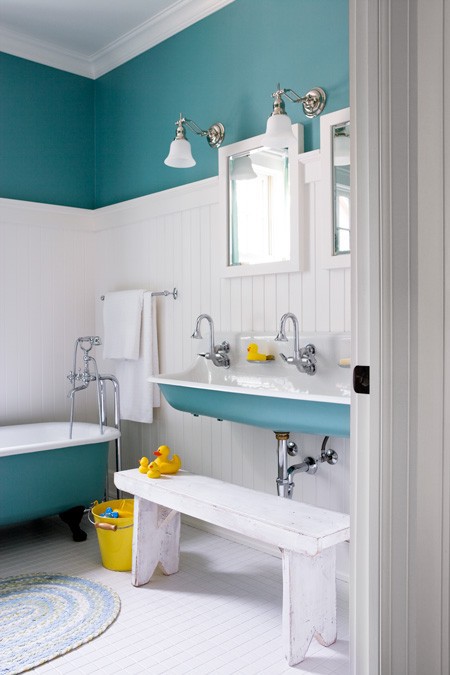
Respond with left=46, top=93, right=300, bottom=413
left=115, top=293, right=160, bottom=423
left=102, top=290, right=145, bottom=360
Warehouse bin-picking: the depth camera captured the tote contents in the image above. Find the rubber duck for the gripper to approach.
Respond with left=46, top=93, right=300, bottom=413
left=147, top=462, right=161, bottom=479
left=247, top=343, right=275, bottom=362
left=138, top=456, right=149, bottom=474
left=153, top=445, right=182, bottom=474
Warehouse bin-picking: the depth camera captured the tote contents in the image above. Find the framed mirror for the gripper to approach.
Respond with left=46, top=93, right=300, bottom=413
left=219, top=125, right=304, bottom=277
left=319, top=107, right=351, bottom=268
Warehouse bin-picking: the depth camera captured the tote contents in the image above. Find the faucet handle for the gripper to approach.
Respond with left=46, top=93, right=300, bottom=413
left=217, top=341, right=230, bottom=354
left=216, top=353, right=230, bottom=368
left=280, top=353, right=294, bottom=364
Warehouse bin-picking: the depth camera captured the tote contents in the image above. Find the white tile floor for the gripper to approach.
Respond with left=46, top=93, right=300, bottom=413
left=0, top=515, right=349, bottom=674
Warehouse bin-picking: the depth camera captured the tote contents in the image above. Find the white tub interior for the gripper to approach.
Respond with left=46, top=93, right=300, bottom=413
left=0, top=422, right=120, bottom=457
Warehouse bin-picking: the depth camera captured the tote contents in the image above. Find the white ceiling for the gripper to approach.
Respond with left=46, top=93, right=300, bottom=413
left=0, top=0, right=235, bottom=78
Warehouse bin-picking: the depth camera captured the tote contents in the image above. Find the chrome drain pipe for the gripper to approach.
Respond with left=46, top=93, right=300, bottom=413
left=275, top=433, right=339, bottom=499
left=275, top=432, right=295, bottom=498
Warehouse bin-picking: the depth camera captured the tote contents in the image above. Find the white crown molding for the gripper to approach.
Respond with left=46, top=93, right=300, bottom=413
left=0, top=26, right=94, bottom=78
left=91, top=0, right=235, bottom=78
left=0, top=0, right=235, bottom=79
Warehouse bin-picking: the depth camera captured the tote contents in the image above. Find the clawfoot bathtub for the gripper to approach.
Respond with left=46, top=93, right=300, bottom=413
left=0, top=422, right=120, bottom=540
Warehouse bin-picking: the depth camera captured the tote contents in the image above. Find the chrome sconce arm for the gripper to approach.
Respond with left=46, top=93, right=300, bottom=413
left=182, top=116, right=225, bottom=147
left=164, top=113, right=225, bottom=168
left=272, top=85, right=327, bottom=119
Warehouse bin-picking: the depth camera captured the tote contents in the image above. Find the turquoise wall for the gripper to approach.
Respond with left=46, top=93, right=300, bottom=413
left=0, top=53, right=95, bottom=208
left=0, top=0, right=348, bottom=209
left=95, top=0, right=348, bottom=207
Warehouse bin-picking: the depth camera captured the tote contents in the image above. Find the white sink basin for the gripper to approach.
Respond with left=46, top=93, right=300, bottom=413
left=149, top=333, right=351, bottom=437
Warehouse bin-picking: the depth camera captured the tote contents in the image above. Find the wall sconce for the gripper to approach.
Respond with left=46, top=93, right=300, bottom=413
left=263, top=84, right=327, bottom=148
left=164, top=114, right=225, bottom=168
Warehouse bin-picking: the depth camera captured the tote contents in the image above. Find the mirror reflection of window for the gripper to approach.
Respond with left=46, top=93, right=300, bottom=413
left=332, top=121, right=350, bottom=256
left=229, top=148, right=290, bottom=266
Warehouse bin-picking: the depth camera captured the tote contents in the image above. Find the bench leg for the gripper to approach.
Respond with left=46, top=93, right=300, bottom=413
left=131, top=496, right=181, bottom=587
left=281, top=547, right=337, bottom=666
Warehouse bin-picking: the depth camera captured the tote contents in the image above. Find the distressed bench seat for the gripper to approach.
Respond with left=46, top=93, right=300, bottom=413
left=114, top=468, right=350, bottom=666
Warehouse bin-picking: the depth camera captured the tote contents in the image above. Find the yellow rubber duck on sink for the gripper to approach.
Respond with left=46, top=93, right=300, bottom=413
left=247, top=343, right=275, bottom=362
left=153, top=445, right=182, bottom=474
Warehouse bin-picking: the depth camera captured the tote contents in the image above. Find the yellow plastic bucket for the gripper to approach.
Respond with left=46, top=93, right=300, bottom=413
left=91, top=499, right=134, bottom=571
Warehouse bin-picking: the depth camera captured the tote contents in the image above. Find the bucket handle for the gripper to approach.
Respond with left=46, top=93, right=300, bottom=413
left=88, top=510, right=133, bottom=531
left=95, top=522, right=117, bottom=531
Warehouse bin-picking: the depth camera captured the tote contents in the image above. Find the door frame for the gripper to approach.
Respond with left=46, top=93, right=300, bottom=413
left=350, top=1, right=449, bottom=673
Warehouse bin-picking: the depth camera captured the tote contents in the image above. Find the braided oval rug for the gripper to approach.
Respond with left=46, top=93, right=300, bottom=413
left=0, top=573, right=120, bottom=674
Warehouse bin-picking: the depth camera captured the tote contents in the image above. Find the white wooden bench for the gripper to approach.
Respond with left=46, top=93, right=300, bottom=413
left=114, top=469, right=350, bottom=666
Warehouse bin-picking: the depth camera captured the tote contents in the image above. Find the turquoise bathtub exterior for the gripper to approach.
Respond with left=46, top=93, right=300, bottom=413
left=0, top=423, right=119, bottom=527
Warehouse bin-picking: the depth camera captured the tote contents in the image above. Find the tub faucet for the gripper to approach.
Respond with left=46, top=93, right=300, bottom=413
left=275, top=312, right=316, bottom=375
left=191, top=314, right=230, bottom=368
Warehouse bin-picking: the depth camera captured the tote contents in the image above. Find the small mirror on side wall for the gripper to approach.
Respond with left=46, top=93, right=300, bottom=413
left=319, top=107, right=351, bottom=269
left=219, top=125, right=304, bottom=277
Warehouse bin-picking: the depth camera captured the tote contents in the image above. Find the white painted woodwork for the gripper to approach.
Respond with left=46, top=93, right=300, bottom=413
left=318, top=107, right=351, bottom=269
left=116, top=469, right=350, bottom=556
left=218, top=125, right=305, bottom=277
left=115, top=468, right=350, bottom=665
left=282, top=547, right=337, bottom=665
left=0, top=199, right=97, bottom=425
left=351, top=0, right=450, bottom=673
left=132, top=496, right=180, bottom=582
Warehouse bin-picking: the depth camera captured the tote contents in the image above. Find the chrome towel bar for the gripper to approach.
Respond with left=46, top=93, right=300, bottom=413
left=101, top=288, right=178, bottom=301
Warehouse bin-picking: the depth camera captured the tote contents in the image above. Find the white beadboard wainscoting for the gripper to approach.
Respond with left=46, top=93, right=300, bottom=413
left=0, top=198, right=97, bottom=425
left=93, top=155, right=351, bottom=579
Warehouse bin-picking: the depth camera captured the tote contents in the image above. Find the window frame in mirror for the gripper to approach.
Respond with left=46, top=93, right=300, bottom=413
left=219, top=124, right=305, bottom=277
left=319, top=107, right=351, bottom=269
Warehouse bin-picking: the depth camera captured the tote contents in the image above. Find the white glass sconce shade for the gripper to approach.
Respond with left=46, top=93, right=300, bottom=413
left=164, top=137, right=196, bottom=168
left=165, top=114, right=225, bottom=168
left=263, top=113, right=296, bottom=149
left=263, top=85, right=327, bottom=149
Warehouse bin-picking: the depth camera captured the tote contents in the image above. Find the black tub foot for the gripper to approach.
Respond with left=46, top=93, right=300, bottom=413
left=59, top=505, right=87, bottom=542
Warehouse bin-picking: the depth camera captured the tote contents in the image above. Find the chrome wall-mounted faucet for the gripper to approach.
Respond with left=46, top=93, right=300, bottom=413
left=275, top=312, right=316, bottom=375
left=191, top=314, right=230, bottom=368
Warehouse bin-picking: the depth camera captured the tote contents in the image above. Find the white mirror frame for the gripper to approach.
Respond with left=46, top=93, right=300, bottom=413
left=219, top=124, right=305, bottom=277
left=319, top=107, right=351, bottom=269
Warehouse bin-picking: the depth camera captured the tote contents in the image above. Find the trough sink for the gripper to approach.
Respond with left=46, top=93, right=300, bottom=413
left=149, top=333, right=351, bottom=437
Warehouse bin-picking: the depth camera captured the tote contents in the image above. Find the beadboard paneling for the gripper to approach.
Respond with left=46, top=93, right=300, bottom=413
left=0, top=200, right=96, bottom=425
